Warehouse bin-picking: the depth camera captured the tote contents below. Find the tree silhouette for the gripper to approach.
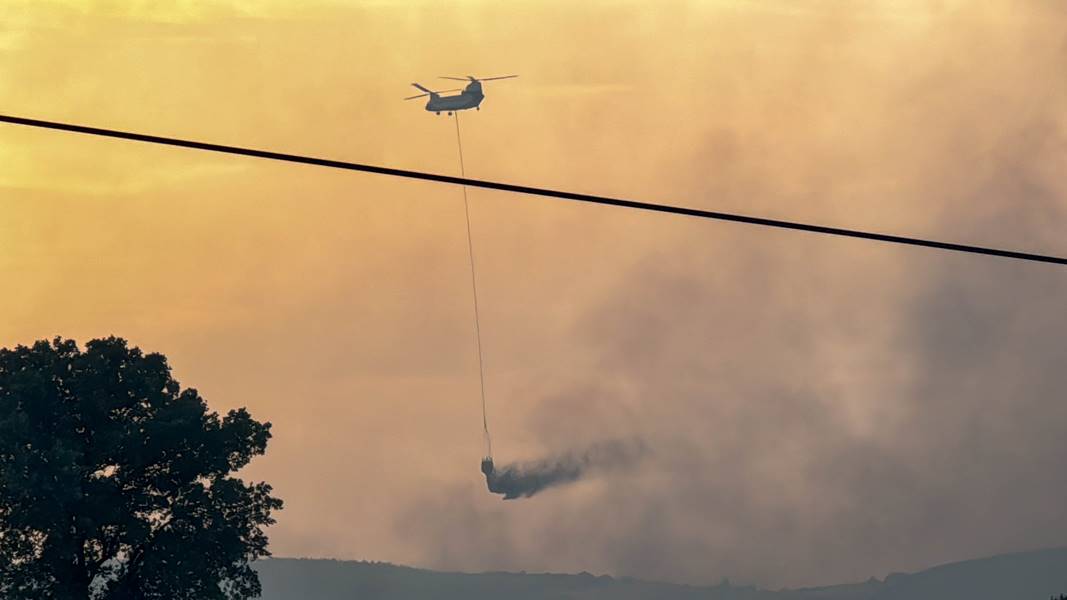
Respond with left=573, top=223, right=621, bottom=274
left=0, top=337, right=282, bottom=599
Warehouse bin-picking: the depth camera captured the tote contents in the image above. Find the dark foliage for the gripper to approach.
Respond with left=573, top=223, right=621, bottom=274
left=0, top=337, right=282, bottom=599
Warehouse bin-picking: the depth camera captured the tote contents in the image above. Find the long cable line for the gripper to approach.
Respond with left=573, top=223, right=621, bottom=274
left=1, top=113, right=1065, bottom=267
left=453, top=112, right=492, bottom=459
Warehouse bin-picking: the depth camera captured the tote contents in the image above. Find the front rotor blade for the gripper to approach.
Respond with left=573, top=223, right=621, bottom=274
left=404, top=88, right=461, bottom=100
left=479, top=75, right=518, bottom=81
left=439, top=76, right=470, bottom=81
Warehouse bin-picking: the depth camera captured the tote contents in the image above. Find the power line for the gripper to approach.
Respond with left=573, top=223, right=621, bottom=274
left=1, top=112, right=1065, bottom=267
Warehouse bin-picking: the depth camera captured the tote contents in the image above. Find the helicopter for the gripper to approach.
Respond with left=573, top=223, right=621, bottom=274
left=404, top=75, right=518, bottom=115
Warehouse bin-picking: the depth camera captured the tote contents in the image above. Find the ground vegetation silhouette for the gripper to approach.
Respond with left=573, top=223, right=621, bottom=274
left=0, top=337, right=281, bottom=599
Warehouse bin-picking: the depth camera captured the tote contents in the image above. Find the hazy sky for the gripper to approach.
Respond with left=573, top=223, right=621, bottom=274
left=2, top=0, right=1066, bottom=589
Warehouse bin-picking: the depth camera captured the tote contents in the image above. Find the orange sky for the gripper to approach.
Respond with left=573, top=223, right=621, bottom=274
left=1, top=0, right=1066, bottom=588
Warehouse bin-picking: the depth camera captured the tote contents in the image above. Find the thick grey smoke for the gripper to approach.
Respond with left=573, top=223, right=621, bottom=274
left=481, top=439, right=646, bottom=500
left=389, top=1, right=1067, bottom=587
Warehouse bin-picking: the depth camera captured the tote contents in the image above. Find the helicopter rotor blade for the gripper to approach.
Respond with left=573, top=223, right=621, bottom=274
left=404, top=88, right=462, bottom=100
left=440, top=75, right=518, bottom=82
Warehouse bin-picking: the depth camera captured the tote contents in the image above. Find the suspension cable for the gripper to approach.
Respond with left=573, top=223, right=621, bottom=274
left=454, top=113, right=492, bottom=459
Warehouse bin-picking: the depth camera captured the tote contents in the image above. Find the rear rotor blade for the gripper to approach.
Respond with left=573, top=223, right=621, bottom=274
left=439, top=76, right=470, bottom=81
left=404, top=93, right=429, bottom=100
left=478, top=75, right=518, bottom=81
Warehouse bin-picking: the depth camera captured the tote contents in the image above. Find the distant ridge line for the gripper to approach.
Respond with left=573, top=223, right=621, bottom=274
left=255, top=547, right=1067, bottom=600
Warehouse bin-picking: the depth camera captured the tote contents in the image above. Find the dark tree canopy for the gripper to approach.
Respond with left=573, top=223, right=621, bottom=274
left=0, top=337, right=282, bottom=599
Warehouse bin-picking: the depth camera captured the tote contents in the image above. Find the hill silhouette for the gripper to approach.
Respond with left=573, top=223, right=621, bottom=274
left=255, top=547, right=1066, bottom=600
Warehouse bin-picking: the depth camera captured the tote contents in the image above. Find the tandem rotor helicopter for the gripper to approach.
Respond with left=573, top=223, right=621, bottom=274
left=404, top=75, right=518, bottom=115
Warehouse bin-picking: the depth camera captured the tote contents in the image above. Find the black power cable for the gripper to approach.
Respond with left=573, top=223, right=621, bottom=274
left=2, top=113, right=1064, bottom=267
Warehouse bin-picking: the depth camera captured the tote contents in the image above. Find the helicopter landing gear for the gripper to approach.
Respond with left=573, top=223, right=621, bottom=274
left=436, top=111, right=440, bottom=115
left=476, top=106, right=480, bottom=111
left=447, top=111, right=453, bottom=116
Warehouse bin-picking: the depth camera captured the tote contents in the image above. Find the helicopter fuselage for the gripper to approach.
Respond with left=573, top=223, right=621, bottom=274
left=425, top=82, right=484, bottom=114
left=407, top=76, right=514, bottom=114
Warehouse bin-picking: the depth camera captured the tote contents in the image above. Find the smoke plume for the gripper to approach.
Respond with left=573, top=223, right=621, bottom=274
left=481, top=439, right=647, bottom=500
